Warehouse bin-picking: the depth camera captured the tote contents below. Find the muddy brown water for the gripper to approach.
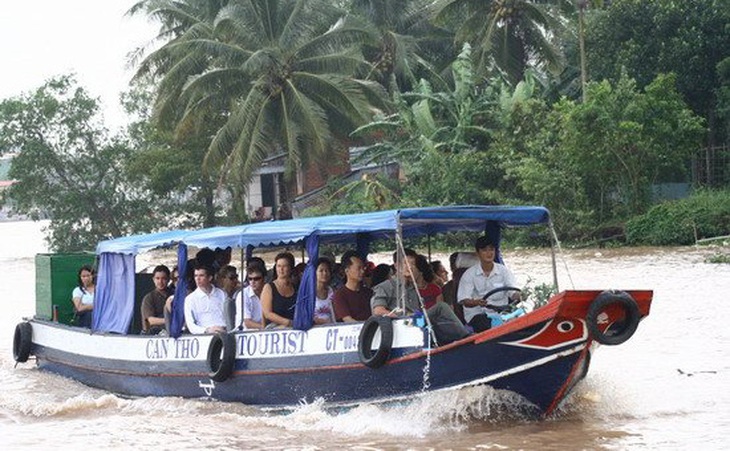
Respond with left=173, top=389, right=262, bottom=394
left=1, top=221, right=728, bottom=449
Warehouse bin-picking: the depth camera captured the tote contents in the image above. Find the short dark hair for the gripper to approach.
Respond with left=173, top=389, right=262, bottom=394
left=194, top=264, right=215, bottom=277
left=475, top=235, right=497, bottom=250
left=246, top=264, right=265, bottom=277
left=246, top=257, right=267, bottom=274
left=152, top=264, right=171, bottom=277
left=341, top=250, right=363, bottom=269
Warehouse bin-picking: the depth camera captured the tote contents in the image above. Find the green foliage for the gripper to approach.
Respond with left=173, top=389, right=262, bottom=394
left=133, top=0, right=388, bottom=198
left=521, top=278, right=557, bottom=309
left=560, top=73, right=705, bottom=220
left=305, top=172, right=402, bottom=216
left=121, top=80, right=222, bottom=227
left=586, top=0, right=730, bottom=144
left=705, top=253, right=730, bottom=264
left=0, top=75, right=161, bottom=251
left=352, top=44, right=510, bottom=208
left=491, top=72, right=705, bottom=240
left=434, top=0, right=566, bottom=85
left=626, top=190, right=730, bottom=246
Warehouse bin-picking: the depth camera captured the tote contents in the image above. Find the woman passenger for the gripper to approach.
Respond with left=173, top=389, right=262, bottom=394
left=430, top=260, right=449, bottom=287
left=72, top=265, right=95, bottom=328
left=412, top=254, right=443, bottom=310
left=314, top=257, right=335, bottom=325
left=261, top=252, right=298, bottom=328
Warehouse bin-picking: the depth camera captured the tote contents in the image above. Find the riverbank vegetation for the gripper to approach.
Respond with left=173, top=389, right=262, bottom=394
left=1, top=0, right=729, bottom=251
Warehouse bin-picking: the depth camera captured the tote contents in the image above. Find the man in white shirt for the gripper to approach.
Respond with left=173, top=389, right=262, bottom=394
left=234, top=264, right=266, bottom=330
left=183, top=265, right=228, bottom=334
left=457, top=235, right=521, bottom=332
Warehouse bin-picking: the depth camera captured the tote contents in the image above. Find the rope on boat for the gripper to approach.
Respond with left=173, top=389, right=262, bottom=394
left=395, top=234, right=439, bottom=348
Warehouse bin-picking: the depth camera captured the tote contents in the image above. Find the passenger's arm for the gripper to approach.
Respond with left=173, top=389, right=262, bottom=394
left=183, top=297, right=205, bottom=334
left=243, top=318, right=264, bottom=329
left=372, top=305, right=392, bottom=316
left=72, top=293, right=93, bottom=312
left=456, top=269, right=484, bottom=307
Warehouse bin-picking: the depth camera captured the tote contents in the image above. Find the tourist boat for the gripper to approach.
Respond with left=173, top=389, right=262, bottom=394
left=12, top=205, right=652, bottom=416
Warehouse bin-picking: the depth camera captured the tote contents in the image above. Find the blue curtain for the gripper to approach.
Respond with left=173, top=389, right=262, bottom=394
left=293, top=234, right=319, bottom=330
left=93, top=252, right=135, bottom=333
left=170, top=244, right=188, bottom=338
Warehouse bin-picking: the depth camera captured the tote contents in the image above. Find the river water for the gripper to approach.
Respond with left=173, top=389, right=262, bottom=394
left=1, top=220, right=729, bottom=449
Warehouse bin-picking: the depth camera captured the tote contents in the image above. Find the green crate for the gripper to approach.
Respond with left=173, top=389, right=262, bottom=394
left=35, top=253, right=96, bottom=324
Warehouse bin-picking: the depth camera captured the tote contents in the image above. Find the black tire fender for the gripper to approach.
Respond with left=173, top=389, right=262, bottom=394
left=13, top=322, right=33, bottom=363
left=358, top=316, right=394, bottom=369
left=207, top=332, right=236, bottom=382
left=586, top=290, right=641, bottom=346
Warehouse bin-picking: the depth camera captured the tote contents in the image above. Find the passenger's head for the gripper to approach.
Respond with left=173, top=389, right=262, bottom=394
left=392, top=248, right=418, bottom=281
left=246, top=264, right=266, bottom=294
left=370, top=263, right=393, bottom=287
left=315, top=257, right=333, bottom=285
left=448, top=252, right=459, bottom=272
left=217, top=265, right=239, bottom=294
left=413, top=254, right=435, bottom=283
left=214, top=247, right=232, bottom=267
left=193, top=264, right=215, bottom=289
left=77, top=265, right=95, bottom=289
left=274, top=252, right=295, bottom=280
left=475, top=235, right=497, bottom=265
left=341, top=250, right=365, bottom=284
left=246, top=257, right=267, bottom=275
left=170, top=265, right=179, bottom=286
left=430, top=260, right=448, bottom=284
left=152, top=264, right=171, bottom=291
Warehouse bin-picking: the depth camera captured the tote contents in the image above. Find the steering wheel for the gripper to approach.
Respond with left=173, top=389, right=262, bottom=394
left=482, top=286, right=522, bottom=313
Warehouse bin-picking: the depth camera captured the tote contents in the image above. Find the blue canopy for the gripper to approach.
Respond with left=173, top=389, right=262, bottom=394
left=96, top=205, right=550, bottom=255
left=92, top=205, right=550, bottom=334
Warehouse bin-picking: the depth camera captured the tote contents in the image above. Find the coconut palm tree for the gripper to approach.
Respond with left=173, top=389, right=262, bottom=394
left=348, top=0, right=455, bottom=94
left=434, top=0, right=566, bottom=86
left=131, top=0, right=387, bottom=194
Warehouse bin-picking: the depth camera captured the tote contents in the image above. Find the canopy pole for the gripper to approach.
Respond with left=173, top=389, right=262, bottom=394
left=427, top=235, right=432, bottom=261
left=395, top=213, right=403, bottom=312
left=549, top=220, right=574, bottom=290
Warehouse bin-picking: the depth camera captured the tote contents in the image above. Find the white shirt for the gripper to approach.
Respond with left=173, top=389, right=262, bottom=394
left=72, top=287, right=94, bottom=305
left=235, top=285, right=263, bottom=329
left=183, top=286, right=227, bottom=334
left=314, top=287, right=335, bottom=324
left=457, top=262, right=517, bottom=323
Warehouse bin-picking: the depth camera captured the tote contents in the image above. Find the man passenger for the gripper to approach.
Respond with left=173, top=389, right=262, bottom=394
left=235, top=263, right=266, bottom=330
left=217, top=265, right=241, bottom=330
left=140, top=265, right=173, bottom=335
left=371, top=249, right=469, bottom=344
left=183, top=265, right=228, bottom=334
left=457, top=235, right=521, bottom=332
left=332, top=250, right=372, bottom=322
